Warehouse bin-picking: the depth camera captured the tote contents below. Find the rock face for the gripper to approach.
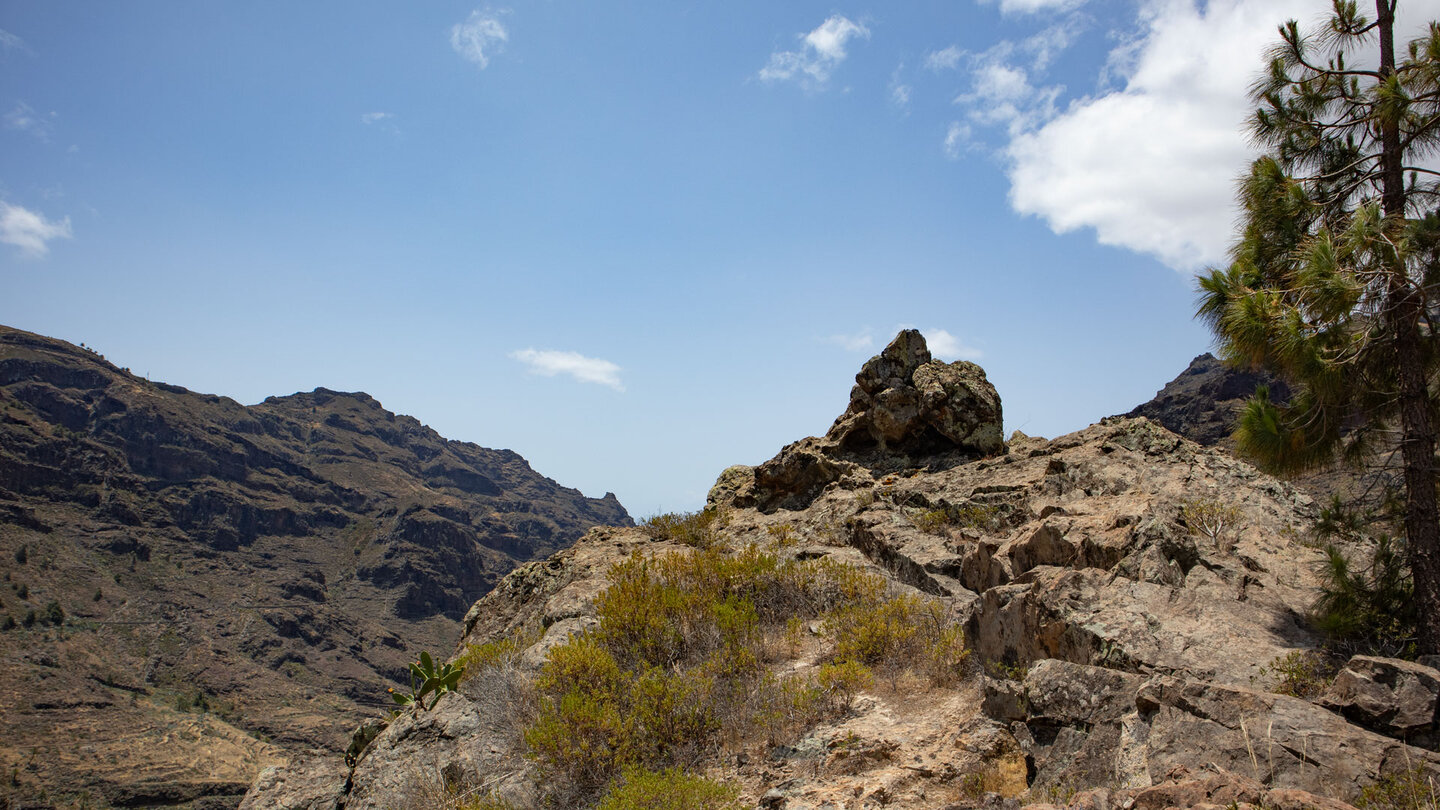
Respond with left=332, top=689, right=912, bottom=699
left=246, top=345, right=1438, bottom=810
left=0, top=325, right=630, bottom=809
left=1320, top=655, right=1440, bottom=742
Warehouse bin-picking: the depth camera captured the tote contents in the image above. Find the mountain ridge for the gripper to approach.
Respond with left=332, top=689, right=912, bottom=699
left=0, top=324, right=630, bottom=809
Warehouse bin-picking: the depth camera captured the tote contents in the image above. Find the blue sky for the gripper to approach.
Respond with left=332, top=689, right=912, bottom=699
left=5, top=0, right=1438, bottom=514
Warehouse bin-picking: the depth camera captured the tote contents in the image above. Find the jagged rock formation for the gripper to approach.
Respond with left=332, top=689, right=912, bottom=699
left=245, top=331, right=1439, bottom=810
left=734, top=330, right=1004, bottom=511
left=0, top=325, right=630, bottom=809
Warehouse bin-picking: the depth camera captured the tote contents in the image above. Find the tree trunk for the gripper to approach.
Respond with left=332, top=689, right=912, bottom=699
left=1377, top=0, right=1440, bottom=655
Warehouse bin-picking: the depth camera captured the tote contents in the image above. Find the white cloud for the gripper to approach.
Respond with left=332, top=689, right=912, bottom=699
left=0, top=202, right=72, bottom=258
left=5, top=102, right=53, bottom=141
left=954, top=50, right=1061, bottom=138
left=451, top=9, right=508, bottom=69
left=997, top=0, right=1326, bottom=271
left=943, top=122, right=972, bottom=159
left=759, top=15, right=870, bottom=89
left=510, top=348, right=624, bottom=391
left=925, top=329, right=983, bottom=361
left=985, top=0, right=1087, bottom=15
left=925, top=46, right=963, bottom=71
left=1024, top=24, right=1076, bottom=72
left=360, top=112, right=392, bottom=125
left=827, top=330, right=877, bottom=352
left=0, top=29, right=30, bottom=55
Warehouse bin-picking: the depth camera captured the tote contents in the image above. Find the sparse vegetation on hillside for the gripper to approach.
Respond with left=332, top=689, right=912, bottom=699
left=640, top=507, right=727, bottom=549
left=521, top=542, right=970, bottom=806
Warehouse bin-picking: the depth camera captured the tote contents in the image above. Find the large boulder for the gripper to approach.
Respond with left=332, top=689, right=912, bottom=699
left=739, top=330, right=1005, bottom=511
left=995, top=659, right=1440, bottom=805
left=826, top=329, right=1003, bottom=457
left=1320, top=655, right=1440, bottom=741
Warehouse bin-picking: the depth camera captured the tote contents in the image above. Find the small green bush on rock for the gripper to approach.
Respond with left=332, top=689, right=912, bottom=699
left=596, top=766, right=742, bottom=810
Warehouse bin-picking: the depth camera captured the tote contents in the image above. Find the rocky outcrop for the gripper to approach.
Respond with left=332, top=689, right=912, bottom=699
left=246, top=343, right=1433, bottom=810
left=1320, top=655, right=1440, bottom=742
left=737, top=330, right=1004, bottom=511
left=997, top=658, right=1439, bottom=805
left=826, top=329, right=1003, bottom=457
left=1123, top=353, right=1287, bottom=448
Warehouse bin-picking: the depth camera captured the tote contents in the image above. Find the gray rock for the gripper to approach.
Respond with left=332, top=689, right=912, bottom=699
left=1001, top=659, right=1440, bottom=804
left=1320, top=655, right=1440, bottom=739
left=238, top=755, right=346, bottom=810
left=825, top=330, right=1003, bottom=457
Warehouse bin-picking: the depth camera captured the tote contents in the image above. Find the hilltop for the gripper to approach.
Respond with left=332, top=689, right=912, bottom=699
left=0, top=325, right=629, bottom=808
left=248, top=331, right=1439, bottom=810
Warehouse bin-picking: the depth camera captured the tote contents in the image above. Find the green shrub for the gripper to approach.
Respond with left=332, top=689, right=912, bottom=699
left=825, top=592, right=966, bottom=685
left=1314, top=536, right=1418, bottom=658
left=456, top=627, right=538, bottom=681
left=985, top=660, right=1029, bottom=682
left=596, top=766, right=742, bottom=810
left=1179, top=498, right=1243, bottom=551
left=41, top=600, right=63, bottom=626
left=641, top=508, right=726, bottom=548
left=914, top=502, right=1000, bottom=534
left=526, top=544, right=973, bottom=804
left=526, top=686, right=632, bottom=793
left=1261, top=650, right=1339, bottom=699
left=815, top=660, right=873, bottom=712
left=1357, top=766, right=1438, bottom=810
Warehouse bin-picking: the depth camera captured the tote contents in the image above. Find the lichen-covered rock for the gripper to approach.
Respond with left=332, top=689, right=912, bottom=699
left=746, top=330, right=1004, bottom=511
left=1320, top=655, right=1440, bottom=740
left=238, top=756, right=346, bottom=810
left=826, top=329, right=1003, bottom=457
left=748, top=437, right=860, bottom=511
left=995, top=659, right=1440, bottom=804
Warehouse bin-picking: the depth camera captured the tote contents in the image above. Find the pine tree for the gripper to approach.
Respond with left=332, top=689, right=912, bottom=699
left=1196, top=0, right=1440, bottom=653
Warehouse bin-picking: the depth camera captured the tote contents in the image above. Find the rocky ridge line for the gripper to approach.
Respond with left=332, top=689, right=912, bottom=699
left=246, top=331, right=1440, bottom=810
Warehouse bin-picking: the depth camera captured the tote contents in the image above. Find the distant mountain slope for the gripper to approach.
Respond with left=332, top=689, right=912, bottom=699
left=1122, top=353, right=1392, bottom=507
left=1122, top=352, right=1289, bottom=447
left=0, top=324, right=630, bottom=808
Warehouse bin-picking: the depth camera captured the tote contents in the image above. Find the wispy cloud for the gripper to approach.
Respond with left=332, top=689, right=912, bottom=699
left=759, top=15, right=870, bottom=89
left=925, top=46, right=963, bottom=71
left=451, top=9, right=509, bottom=69
left=890, top=65, right=912, bottom=110
left=953, top=45, right=1062, bottom=139
left=5, top=102, right=53, bottom=141
left=360, top=111, right=399, bottom=134
left=924, top=328, right=982, bottom=361
left=0, top=29, right=30, bottom=55
left=826, top=330, right=877, bottom=353
left=943, top=122, right=971, bottom=159
left=510, top=348, right=624, bottom=391
left=0, top=201, right=72, bottom=258
left=826, top=326, right=980, bottom=361
left=982, top=0, right=1088, bottom=15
